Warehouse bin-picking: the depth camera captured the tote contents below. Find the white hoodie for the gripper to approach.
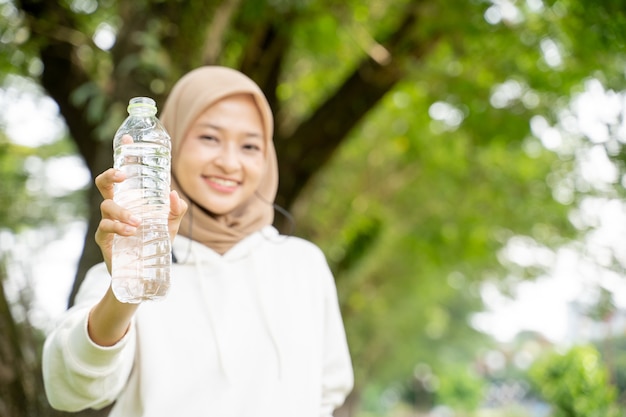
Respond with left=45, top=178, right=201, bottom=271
left=43, top=226, right=353, bottom=416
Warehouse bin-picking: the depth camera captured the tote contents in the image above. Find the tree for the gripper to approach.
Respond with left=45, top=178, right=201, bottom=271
left=10, top=0, right=450, bottom=305
left=529, top=345, right=622, bottom=417
left=435, top=366, right=485, bottom=414
left=596, top=334, right=626, bottom=406
left=0, top=132, right=85, bottom=415
left=2, top=0, right=626, bottom=415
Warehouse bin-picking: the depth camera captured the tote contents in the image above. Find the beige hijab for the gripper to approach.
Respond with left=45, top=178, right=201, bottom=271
left=160, top=66, right=278, bottom=255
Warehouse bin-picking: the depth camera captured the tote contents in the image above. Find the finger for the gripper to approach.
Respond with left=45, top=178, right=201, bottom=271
left=95, top=168, right=125, bottom=200
left=100, top=199, right=142, bottom=226
left=96, top=218, right=138, bottom=240
left=168, top=191, right=188, bottom=240
left=169, top=190, right=188, bottom=220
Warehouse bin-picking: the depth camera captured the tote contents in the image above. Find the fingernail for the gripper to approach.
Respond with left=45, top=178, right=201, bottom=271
left=129, top=215, right=141, bottom=225
left=124, top=225, right=137, bottom=234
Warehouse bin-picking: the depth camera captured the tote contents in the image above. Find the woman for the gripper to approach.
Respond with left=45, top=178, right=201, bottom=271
left=43, top=66, right=353, bottom=416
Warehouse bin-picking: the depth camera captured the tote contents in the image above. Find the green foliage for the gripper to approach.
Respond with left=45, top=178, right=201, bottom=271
left=529, top=345, right=623, bottom=417
left=435, top=366, right=485, bottom=412
left=592, top=334, right=626, bottom=407
left=0, top=136, right=87, bottom=232
left=294, top=54, right=573, bottom=386
left=2, top=0, right=626, bottom=415
left=0, top=139, right=29, bottom=229
left=290, top=0, right=626, bottom=396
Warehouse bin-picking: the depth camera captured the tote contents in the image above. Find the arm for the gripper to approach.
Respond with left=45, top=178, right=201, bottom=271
left=42, top=168, right=187, bottom=411
left=90, top=168, right=186, bottom=346
left=318, top=259, right=354, bottom=416
left=42, top=264, right=138, bottom=411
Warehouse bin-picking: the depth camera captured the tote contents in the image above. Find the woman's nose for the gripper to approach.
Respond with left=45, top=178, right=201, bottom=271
left=215, top=144, right=239, bottom=170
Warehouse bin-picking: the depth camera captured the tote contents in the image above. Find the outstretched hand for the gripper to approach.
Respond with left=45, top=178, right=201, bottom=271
left=94, top=168, right=188, bottom=275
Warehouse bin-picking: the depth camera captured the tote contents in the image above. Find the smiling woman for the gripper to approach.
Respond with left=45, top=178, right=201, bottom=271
left=41, top=66, right=353, bottom=417
left=175, top=94, right=267, bottom=217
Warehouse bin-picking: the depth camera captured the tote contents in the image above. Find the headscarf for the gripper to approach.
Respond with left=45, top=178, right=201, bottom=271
left=160, top=66, right=278, bottom=254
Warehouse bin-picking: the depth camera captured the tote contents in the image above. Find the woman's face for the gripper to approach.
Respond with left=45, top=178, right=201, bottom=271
left=174, top=94, right=267, bottom=215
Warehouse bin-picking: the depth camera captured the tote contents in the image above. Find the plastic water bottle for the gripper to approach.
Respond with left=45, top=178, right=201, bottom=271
left=111, top=97, right=171, bottom=303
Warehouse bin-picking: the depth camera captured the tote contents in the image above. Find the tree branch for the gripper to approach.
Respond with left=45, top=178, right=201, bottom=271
left=202, top=0, right=244, bottom=65
left=239, top=19, right=292, bottom=116
left=20, top=1, right=100, bottom=172
left=275, top=2, right=440, bottom=208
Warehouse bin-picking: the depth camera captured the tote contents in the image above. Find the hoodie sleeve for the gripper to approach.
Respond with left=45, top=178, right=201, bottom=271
left=316, top=252, right=354, bottom=417
left=42, top=263, right=136, bottom=412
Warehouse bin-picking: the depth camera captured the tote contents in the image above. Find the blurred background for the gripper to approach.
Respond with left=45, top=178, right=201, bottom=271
left=1, top=0, right=626, bottom=416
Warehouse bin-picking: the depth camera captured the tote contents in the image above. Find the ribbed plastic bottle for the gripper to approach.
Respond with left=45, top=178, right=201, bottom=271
left=111, top=97, right=172, bottom=303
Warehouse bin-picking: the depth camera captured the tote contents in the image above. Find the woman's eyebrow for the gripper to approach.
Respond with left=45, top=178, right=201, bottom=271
left=197, top=122, right=223, bottom=131
left=197, top=122, right=262, bottom=139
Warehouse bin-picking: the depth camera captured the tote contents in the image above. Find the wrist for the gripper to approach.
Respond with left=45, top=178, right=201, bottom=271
left=87, top=286, right=139, bottom=347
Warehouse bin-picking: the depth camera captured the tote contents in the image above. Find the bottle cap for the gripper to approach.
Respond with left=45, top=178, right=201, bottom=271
left=127, top=97, right=157, bottom=113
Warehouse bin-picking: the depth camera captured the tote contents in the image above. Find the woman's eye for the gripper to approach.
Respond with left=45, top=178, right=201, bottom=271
left=243, top=144, right=261, bottom=151
left=200, top=135, right=217, bottom=141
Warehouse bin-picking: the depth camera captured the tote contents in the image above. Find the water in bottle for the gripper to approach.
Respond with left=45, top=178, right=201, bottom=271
left=111, top=97, right=172, bottom=303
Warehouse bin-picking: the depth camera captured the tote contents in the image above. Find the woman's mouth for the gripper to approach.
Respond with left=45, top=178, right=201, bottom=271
left=210, top=177, right=238, bottom=187
left=205, top=176, right=239, bottom=192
